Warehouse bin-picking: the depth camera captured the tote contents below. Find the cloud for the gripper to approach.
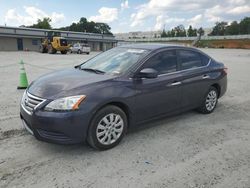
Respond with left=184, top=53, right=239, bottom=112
left=130, top=0, right=250, bottom=30
left=154, top=14, right=189, bottom=30
left=89, top=7, right=118, bottom=23
left=4, top=6, right=65, bottom=27
left=187, top=14, right=203, bottom=27
left=51, top=12, right=65, bottom=24
left=121, top=0, right=129, bottom=10
left=227, top=5, right=250, bottom=15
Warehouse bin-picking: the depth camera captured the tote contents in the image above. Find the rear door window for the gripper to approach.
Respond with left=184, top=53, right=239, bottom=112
left=178, top=50, right=203, bottom=70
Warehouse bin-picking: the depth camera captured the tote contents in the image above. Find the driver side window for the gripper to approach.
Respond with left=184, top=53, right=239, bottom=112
left=143, top=50, right=177, bottom=75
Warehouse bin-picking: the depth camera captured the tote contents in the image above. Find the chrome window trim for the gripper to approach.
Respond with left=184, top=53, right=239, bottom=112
left=130, top=58, right=211, bottom=79
left=158, top=58, right=211, bottom=77
left=131, top=48, right=211, bottom=79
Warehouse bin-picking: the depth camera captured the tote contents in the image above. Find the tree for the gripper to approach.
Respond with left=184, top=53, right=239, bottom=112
left=187, top=25, right=197, bottom=37
left=95, top=23, right=112, bottom=34
left=29, top=17, right=52, bottom=29
left=239, top=17, right=250, bottom=34
left=174, top=25, right=186, bottom=37
left=210, top=22, right=228, bottom=36
left=161, top=29, right=168, bottom=37
left=197, top=27, right=205, bottom=36
left=225, top=21, right=239, bottom=35
left=59, top=17, right=113, bottom=35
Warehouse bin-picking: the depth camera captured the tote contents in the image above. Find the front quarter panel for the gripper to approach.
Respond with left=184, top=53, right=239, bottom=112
left=78, top=78, right=136, bottom=124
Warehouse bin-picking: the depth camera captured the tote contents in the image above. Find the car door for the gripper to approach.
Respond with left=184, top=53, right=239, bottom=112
left=134, top=49, right=182, bottom=123
left=177, top=49, right=211, bottom=109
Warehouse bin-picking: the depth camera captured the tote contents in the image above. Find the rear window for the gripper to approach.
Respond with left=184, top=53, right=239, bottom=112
left=178, top=50, right=203, bottom=70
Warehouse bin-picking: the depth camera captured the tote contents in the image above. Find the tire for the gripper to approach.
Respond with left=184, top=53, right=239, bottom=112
left=87, top=105, right=127, bottom=150
left=48, top=44, right=56, bottom=54
left=61, top=50, right=67, bottom=54
left=39, top=45, right=45, bottom=53
left=86, top=52, right=90, bottom=55
left=198, top=86, right=218, bottom=114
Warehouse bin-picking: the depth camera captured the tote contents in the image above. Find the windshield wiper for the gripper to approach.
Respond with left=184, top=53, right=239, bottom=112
left=80, top=68, right=105, bottom=74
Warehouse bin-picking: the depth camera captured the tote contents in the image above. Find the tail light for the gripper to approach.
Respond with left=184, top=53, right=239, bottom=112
left=223, top=67, right=228, bottom=75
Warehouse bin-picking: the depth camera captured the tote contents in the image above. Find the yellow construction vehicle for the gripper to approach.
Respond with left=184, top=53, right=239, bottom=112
left=40, top=31, right=70, bottom=54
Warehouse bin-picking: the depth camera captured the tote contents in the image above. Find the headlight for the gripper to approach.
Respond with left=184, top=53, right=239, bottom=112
left=44, top=95, right=86, bottom=111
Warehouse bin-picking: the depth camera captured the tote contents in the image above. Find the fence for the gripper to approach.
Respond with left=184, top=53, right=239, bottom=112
left=125, top=34, right=250, bottom=42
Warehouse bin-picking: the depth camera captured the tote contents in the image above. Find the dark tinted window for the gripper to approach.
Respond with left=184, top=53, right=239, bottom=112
left=179, top=50, right=202, bottom=70
left=144, top=50, right=177, bottom=74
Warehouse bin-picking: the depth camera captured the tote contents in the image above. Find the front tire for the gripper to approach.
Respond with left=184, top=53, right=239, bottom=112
left=61, top=50, right=67, bottom=54
left=48, top=44, right=57, bottom=54
left=198, top=86, right=218, bottom=114
left=87, top=105, right=127, bottom=150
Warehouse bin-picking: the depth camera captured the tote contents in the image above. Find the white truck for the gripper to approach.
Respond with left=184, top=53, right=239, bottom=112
left=70, top=43, right=91, bottom=54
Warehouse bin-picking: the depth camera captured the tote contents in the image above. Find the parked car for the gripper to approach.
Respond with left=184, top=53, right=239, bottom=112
left=70, top=43, right=90, bottom=54
left=20, top=44, right=227, bottom=150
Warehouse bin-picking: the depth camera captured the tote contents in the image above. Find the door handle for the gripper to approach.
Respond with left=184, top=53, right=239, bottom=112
left=202, top=75, right=210, bottom=79
left=170, top=81, right=182, bottom=86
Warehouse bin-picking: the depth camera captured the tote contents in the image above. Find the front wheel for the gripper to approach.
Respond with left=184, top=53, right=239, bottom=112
left=61, top=50, right=67, bottom=54
left=198, top=86, right=218, bottom=114
left=48, top=44, right=57, bottom=54
left=87, top=105, right=127, bottom=150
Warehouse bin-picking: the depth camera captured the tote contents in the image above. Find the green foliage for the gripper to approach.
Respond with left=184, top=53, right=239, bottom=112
left=210, top=17, right=250, bottom=35
left=27, top=16, right=113, bottom=35
left=161, top=29, right=168, bottom=37
left=210, top=22, right=228, bottom=36
left=239, top=17, right=250, bottom=34
left=187, top=25, right=197, bottom=37
left=174, top=25, right=186, bottom=37
left=29, top=17, right=52, bottom=29
left=59, top=17, right=112, bottom=35
left=197, top=27, right=205, bottom=36
left=225, top=21, right=239, bottom=35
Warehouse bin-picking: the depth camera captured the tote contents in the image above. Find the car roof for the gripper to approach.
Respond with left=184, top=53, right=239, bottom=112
left=119, top=43, right=189, bottom=50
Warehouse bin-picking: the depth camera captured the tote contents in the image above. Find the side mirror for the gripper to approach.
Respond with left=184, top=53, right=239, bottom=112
left=138, top=68, right=158, bottom=79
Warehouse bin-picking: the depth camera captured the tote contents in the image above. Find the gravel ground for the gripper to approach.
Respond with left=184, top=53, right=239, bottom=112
left=0, top=49, right=250, bottom=188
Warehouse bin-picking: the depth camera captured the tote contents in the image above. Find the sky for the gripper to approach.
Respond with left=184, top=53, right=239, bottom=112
left=0, top=0, right=250, bottom=33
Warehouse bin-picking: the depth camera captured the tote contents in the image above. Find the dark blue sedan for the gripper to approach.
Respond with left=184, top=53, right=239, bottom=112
left=20, top=44, right=227, bottom=150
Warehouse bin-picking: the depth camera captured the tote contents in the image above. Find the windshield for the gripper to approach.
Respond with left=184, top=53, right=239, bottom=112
left=80, top=47, right=149, bottom=74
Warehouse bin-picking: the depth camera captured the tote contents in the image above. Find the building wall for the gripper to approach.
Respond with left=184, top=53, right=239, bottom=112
left=0, top=36, right=115, bottom=52
left=23, top=38, right=41, bottom=51
left=0, top=37, right=17, bottom=51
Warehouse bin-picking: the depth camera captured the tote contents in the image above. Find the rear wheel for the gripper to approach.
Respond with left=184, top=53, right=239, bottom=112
left=87, top=105, right=127, bottom=150
left=198, top=86, right=218, bottom=114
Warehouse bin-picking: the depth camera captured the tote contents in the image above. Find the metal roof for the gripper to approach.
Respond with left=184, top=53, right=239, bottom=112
left=0, top=25, right=117, bottom=42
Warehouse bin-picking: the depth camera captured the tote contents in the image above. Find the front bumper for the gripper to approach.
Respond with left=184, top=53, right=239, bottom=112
left=20, top=104, right=91, bottom=144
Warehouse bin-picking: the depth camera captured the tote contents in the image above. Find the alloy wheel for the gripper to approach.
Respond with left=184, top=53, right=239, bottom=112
left=205, top=90, right=217, bottom=111
left=96, top=113, right=124, bottom=145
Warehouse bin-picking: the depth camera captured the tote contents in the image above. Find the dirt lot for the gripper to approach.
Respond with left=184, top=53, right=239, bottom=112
left=0, top=49, right=250, bottom=188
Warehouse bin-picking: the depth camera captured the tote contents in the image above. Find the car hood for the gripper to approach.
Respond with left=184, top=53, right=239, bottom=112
left=28, top=68, right=115, bottom=99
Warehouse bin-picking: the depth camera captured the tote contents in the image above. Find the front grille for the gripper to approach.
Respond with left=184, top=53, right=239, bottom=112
left=22, top=92, right=45, bottom=114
